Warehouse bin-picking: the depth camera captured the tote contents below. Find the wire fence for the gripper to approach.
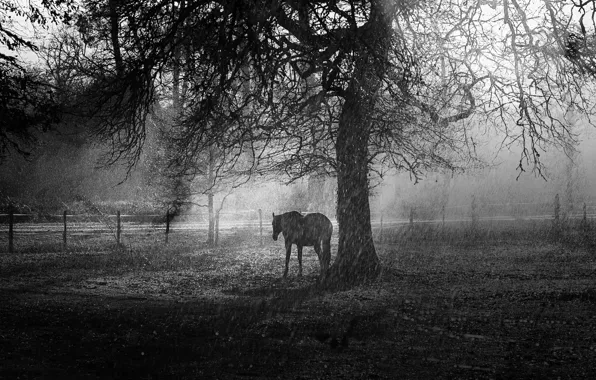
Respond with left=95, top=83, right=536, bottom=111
left=0, top=208, right=269, bottom=253
left=1, top=195, right=595, bottom=252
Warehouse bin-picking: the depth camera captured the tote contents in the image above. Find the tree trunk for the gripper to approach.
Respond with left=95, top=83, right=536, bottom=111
left=207, top=192, right=215, bottom=245
left=206, top=147, right=215, bottom=245
left=214, top=209, right=220, bottom=246
left=108, top=0, right=123, bottom=76
left=323, top=2, right=391, bottom=288
left=327, top=101, right=379, bottom=286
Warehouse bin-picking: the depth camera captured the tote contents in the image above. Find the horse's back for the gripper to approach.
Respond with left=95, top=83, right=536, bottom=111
left=303, top=213, right=333, bottom=241
left=283, top=211, right=302, bottom=220
left=279, top=211, right=332, bottom=246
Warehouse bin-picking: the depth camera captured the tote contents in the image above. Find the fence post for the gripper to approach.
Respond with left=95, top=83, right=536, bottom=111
left=379, top=213, right=384, bottom=243
left=553, top=193, right=561, bottom=239
left=8, top=209, right=14, bottom=253
left=116, top=211, right=121, bottom=245
left=258, top=208, right=263, bottom=246
left=554, top=194, right=560, bottom=224
left=471, top=195, right=478, bottom=226
left=583, top=202, right=588, bottom=236
left=165, top=210, right=170, bottom=243
left=409, top=208, right=414, bottom=226
left=62, top=210, right=67, bottom=250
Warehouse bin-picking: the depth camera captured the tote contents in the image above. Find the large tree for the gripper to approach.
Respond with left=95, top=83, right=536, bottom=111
left=70, top=0, right=596, bottom=287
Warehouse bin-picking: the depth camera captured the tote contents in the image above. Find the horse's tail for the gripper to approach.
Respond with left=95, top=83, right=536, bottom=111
left=322, top=222, right=333, bottom=267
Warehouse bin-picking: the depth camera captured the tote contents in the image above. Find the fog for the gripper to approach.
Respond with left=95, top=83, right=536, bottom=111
left=2, top=117, right=595, bottom=223
left=2, top=2, right=595, bottom=224
left=188, top=126, right=596, bottom=224
left=373, top=127, right=596, bottom=222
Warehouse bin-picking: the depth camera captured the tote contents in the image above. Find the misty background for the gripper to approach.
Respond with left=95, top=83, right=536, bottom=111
left=2, top=115, right=594, bottom=222
left=2, top=0, right=595, bottom=227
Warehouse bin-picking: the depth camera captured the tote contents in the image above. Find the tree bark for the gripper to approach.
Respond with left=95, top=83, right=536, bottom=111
left=207, top=191, right=215, bottom=245
left=214, top=209, right=220, bottom=246
left=323, top=1, right=391, bottom=288
left=108, top=0, right=123, bottom=76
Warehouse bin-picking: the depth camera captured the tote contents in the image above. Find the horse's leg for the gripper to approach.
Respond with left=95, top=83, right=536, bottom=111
left=284, top=241, right=292, bottom=278
left=297, top=245, right=303, bottom=277
left=321, top=237, right=331, bottom=280
left=313, top=242, right=324, bottom=279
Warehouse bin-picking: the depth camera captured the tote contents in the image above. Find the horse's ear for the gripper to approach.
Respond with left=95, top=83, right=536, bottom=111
left=272, top=212, right=275, bottom=217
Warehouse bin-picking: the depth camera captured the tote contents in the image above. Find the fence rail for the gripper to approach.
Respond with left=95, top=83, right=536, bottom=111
left=2, top=195, right=595, bottom=252
left=0, top=208, right=272, bottom=252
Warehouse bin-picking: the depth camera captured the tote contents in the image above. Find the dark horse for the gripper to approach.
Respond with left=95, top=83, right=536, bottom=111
left=272, top=211, right=333, bottom=280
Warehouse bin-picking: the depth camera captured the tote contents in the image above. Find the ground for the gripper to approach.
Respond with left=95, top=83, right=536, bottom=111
left=0, top=226, right=595, bottom=379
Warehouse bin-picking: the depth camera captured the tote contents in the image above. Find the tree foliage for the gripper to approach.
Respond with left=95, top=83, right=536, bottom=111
left=0, top=0, right=76, bottom=162
left=68, top=1, right=596, bottom=175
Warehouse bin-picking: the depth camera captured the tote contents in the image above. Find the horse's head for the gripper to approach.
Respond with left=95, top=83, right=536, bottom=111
left=271, top=213, right=281, bottom=241
left=272, top=212, right=282, bottom=241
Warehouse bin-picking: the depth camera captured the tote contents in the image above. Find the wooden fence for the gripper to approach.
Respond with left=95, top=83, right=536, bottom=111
left=2, top=194, right=595, bottom=252
left=374, top=194, right=595, bottom=243
left=1, top=209, right=267, bottom=253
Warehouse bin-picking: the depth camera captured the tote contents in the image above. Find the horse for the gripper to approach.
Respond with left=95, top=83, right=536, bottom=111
left=272, top=211, right=333, bottom=280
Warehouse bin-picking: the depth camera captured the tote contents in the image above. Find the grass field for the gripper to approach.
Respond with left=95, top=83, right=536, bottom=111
left=0, top=222, right=595, bottom=379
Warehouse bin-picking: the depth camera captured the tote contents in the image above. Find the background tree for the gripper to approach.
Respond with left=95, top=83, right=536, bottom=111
left=67, top=0, right=596, bottom=287
left=0, top=0, right=76, bottom=162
